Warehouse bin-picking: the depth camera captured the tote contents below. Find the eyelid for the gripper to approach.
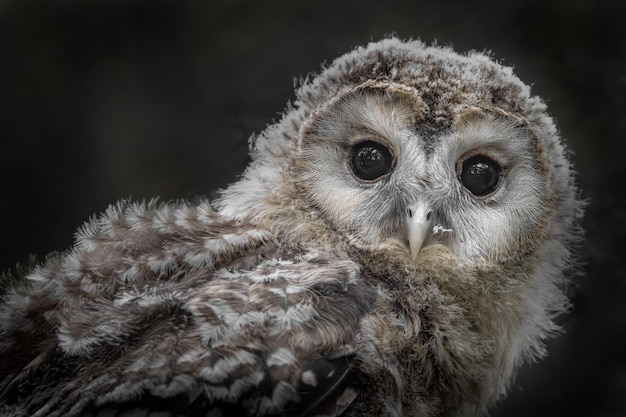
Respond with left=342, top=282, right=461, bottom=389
left=349, top=135, right=395, bottom=152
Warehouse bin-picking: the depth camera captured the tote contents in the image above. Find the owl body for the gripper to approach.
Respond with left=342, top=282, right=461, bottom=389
left=0, top=39, right=582, bottom=417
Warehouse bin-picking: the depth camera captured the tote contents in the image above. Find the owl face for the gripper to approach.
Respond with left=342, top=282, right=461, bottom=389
left=293, top=82, right=549, bottom=264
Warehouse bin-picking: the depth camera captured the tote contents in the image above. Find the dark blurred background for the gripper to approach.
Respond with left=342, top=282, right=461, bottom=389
left=0, top=0, right=624, bottom=415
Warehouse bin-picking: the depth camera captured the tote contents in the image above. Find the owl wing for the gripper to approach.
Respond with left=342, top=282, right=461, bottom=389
left=82, top=355, right=360, bottom=417
left=0, top=201, right=375, bottom=417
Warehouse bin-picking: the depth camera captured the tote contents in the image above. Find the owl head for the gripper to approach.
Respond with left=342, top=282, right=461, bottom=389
left=217, top=37, right=581, bottom=266
left=215, top=38, right=583, bottom=403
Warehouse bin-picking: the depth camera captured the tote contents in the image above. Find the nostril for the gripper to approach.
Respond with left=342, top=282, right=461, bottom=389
left=408, top=208, right=413, bottom=217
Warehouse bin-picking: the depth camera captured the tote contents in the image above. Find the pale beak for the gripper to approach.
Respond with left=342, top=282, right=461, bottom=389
left=406, top=202, right=433, bottom=260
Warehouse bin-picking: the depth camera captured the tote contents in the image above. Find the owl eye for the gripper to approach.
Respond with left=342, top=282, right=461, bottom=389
left=349, top=140, right=395, bottom=181
left=459, top=155, right=502, bottom=197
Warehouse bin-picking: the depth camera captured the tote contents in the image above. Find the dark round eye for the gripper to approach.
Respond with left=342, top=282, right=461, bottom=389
left=349, top=140, right=394, bottom=181
left=459, top=155, right=502, bottom=197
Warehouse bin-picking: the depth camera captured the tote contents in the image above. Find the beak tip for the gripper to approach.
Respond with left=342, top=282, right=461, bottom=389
left=406, top=203, right=432, bottom=261
left=409, top=238, right=424, bottom=261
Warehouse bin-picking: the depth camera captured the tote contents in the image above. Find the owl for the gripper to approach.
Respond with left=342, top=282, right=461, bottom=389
left=0, top=38, right=582, bottom=417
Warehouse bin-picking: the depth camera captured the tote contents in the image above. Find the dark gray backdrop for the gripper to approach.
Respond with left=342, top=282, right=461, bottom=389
left=1, top=1, right=624, bottom=416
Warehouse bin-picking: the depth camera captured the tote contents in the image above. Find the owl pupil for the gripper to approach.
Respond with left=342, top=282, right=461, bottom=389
left=460, top=155, right=502, bottom=197
left=350, top=141, right=394, bottom=181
